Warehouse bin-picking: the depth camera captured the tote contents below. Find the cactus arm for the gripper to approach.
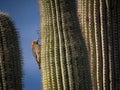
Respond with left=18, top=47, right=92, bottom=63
left=0, top=12, right=23, bottom=90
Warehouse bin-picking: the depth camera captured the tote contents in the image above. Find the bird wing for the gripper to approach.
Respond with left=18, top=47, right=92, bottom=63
left=32, top=47, right=37, bottom=59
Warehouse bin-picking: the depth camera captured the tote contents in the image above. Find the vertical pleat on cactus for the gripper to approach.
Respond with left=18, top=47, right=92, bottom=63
left=0, top=12, right=23, bottom=90
left=93, top=0, right=103, bottom=90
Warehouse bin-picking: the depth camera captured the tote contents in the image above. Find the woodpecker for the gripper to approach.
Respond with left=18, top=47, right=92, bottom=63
left=32, top=40, right=41, bottom=69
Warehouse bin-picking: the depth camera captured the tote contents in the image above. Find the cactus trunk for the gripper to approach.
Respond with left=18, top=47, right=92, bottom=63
left=0, top=13, right=23, bottom=90
left=39, top=0, right=92, bottom=90
left=39, top=0, right=120, bottom=90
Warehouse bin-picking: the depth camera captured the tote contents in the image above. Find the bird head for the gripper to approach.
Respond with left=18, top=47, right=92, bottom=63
left=32, top=40, right=38, bottom=47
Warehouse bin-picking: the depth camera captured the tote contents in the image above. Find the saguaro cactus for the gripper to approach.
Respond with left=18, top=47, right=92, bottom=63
left=39, top=0, right=92, bottom=90
left=78, top=0, right=120, bottom=90
left=0, top=12, right=23, bottom=90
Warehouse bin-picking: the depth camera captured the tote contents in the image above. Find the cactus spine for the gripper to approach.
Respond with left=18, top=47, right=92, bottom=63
left=78, top=0, right=120, bottom=90
left=0, top=12, right=23, bottom=90
left=39, top=0, right=92, bottom=90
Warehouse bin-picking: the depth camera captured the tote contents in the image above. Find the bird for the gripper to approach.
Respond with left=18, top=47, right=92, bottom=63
left=31, top=40, right=41, bottom=69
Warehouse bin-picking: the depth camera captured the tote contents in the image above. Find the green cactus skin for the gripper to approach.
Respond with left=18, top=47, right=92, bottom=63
left=78, top=0, right=120, bottom=90
left=0, top=12, right=23, bottom=90
left=39, top=0, right=92, bottom=90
